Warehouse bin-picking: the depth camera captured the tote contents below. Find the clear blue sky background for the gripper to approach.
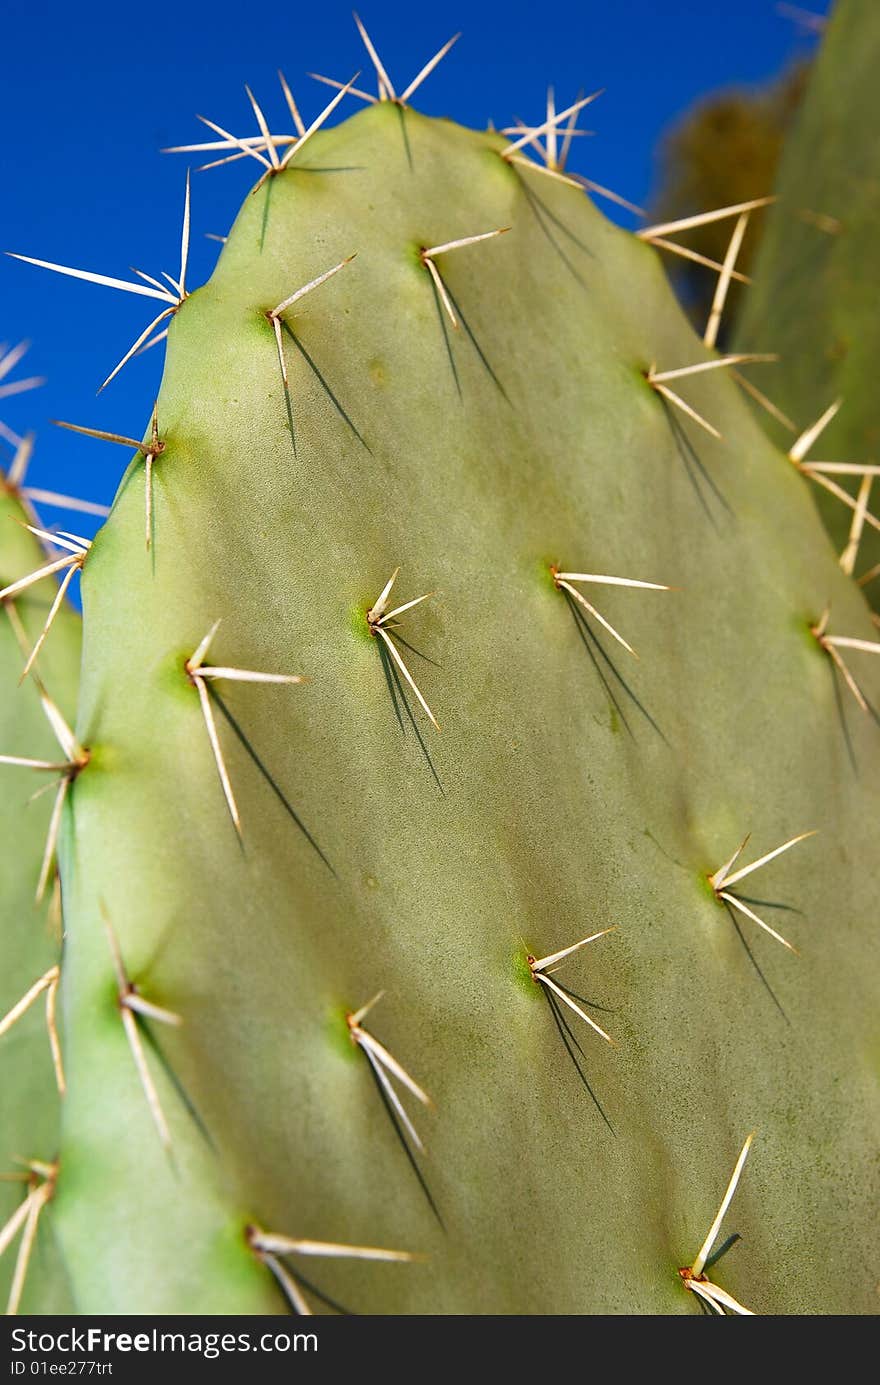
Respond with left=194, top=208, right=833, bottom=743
left=2, top=0, right=827, bottom=541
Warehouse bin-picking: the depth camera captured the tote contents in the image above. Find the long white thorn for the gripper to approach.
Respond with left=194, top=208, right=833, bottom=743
left=272, top=255, right=356, bottom=317
left=361, top=1043, right=425, bottom=1151
left=261, top=1252, right=312, bottom=1314
left=692, top=1133, right=755, bottom=1276
left=279, top=75, right=361, bottom=169
left=531, top=927, right=616, bottom=974
left=789, top=399, right=841, bottom=463
left=637, top=197, right=775, bottom=240
left=245, top=86, right=279, bottom=169
left=278, top=71, right=306, bottom=136
left=179, top=171, right=191, bottom=295
left=36, top=778, right=69, bottom=904
left=503, top=91, right=603, bottom=157
left=399, top=33, right=461, bottom=103
left=375, top=627, right=439, bottom=730
left=5, top=254, right=176, bottom=303
left=555, top=572, right=669, bottom=591
left=6, top=1184, right=50, bottom=1316
left=0, top=967, right=59, bottom=1038
left=719, top=891, right=798, bottom=953
left=534, top=972, right=615, bottom=1046
left=422, top=228, right=509, bottom=259
left=194, top=675, right=241, bottom=836
left=649, top=354, right=776, bottom=384
left=196, top=114, right=272, bottom=170
left=650, top=382, right=722, bottom=439
left=120, top=1005, right=172, bottom=1149
left=423, top=256, right=457, bottom=328
left=19, top=563, right=79, bottom=682
left=356, top=1028, right=431, bottom=1108
left=99, top=306, right=176, bottom=394
left=353, top=11, right=396, bottom=100
left=253, top=1231, right=415, bottom=1262
left=721, top=831, right=816, bottom=890
left=704, top=213, right=748, bottom=349
left=556, top=579, right=638, bottom=658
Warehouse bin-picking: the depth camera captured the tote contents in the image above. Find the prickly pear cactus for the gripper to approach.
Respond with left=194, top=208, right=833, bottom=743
left=5, top=64, right=880, bottom=1316
left=735, top=0, right=880, bottom=595
left=1, top=442, right=80, bottom=1314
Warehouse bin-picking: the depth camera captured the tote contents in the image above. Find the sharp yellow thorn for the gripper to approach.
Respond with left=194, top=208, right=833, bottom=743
left=824, top=642, right=868, bottom=712
left=506, top=153, right=584, bottom=189
left=261, top=1252, right=312, bottom=1314
left=36, top=778, right=69, bottom=904
left=556, top=578, right=638, bottom=658
left=534, top=972, right=615, bottom=1046
left=719, top=891, right=799, bottom=953
left=196, top=114, right=272, bottom=169
left=120, top=1005, right=172, bottom=1149
left=19, top=563, right=79, bottom=682
left=805, top=471, right=880, bottom=535
left=193, top=675, right=241, bottom=836
left=21, top=488, right=109, bottom=518
left=730, top=369, right=796, bottom=431
left=179, top=171, right=191, bottom=296
left=278, top=75, right=361, bottom=169
left=503, top=90, right=603, bottom=157
left=52, top=419, right=144, bottom=449
left=692, top=1133, right=755, bottom=1277
left=272, top=255, right=357, bottom=317
left=99, top=306, right=176, bottom=394
left=423, top=256, right=457, bottom=329
left=840, top=474, right=873, bottom=576
left=530, top=927, right=616, bottom=974
left=278, top=70, right=306, bottom=136
left=0, top=967, right=59, bottom=1038
left=399, top=32, right=461, bottom=104
left=7, top=433, right=34, bottom=487
left=353, top=11, right=397, bottom=100
left=376, top=626, right=439, bottom=729
left=307, top=72, right=377, bottom=105
left=0, top=553, right=82, bottom=605
left=721, top=831, right=817, bottom=890
left=0, top=1193, right=34, bottom=1262
left=788, top=399, right=842, bottom=463
left=245, top=85, right=279, bottom=169
left=637, top=197, right=775, bottom=240
left=575, top=177, right=644, bottom=215
left=704, top=212, right=749, bottom=349
left=801, top=461, right=880, bottom=477
left=5, top=254, right=175, bottom=303
left=422, top=228, right=509, bottom=259
left=253, top=1231, right=416, bottom=1262
left=650, top=383, right=722, bottom=439
left=649, top=354, right=776, bottom=384
left=649, top=237, right=750, bottom=282
left=825, top=635, right=880, bottom=655
left=6, top=1182, right=51, bottom=1316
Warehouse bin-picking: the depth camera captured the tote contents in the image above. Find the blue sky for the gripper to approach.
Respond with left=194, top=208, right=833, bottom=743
left=2, top=0, right=826, bottom=535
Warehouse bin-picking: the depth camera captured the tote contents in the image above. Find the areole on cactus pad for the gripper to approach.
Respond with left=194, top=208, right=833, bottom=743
left=1, top=17, right=878, bottom=1315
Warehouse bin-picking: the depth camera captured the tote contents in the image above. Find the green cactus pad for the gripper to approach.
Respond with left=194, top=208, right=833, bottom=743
left=8, top=98, right=878, bottom=1315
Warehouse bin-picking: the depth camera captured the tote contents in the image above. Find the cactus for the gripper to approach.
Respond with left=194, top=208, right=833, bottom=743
left=2, top=22, right=879, bottom=1315
left=0, top=383, right=82, bottom=1312
left=734, top=0, right=880, bottom=597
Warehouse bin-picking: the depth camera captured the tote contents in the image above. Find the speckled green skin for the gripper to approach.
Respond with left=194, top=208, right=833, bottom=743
left=735, top=0, right=880, bottom=592
left=0, top=477, right=79, bottom=1312
left=25, top=103, right=880, bottom=1314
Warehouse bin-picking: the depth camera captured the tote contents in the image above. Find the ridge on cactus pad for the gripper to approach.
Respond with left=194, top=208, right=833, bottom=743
left=2, top=37, right=878, bottom=1316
